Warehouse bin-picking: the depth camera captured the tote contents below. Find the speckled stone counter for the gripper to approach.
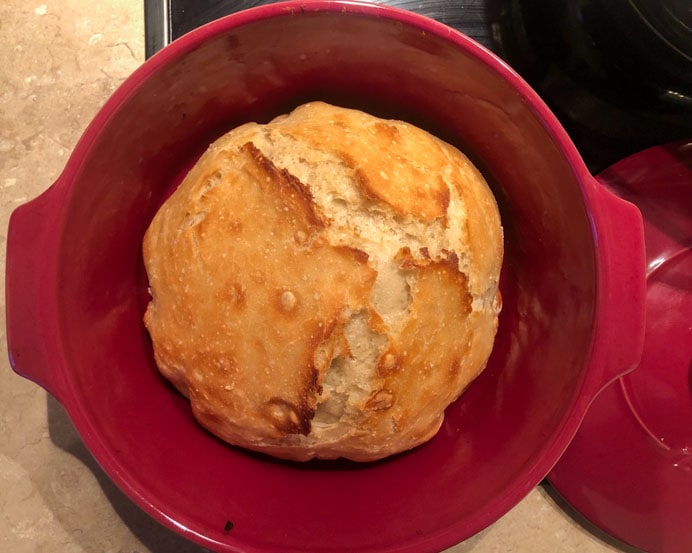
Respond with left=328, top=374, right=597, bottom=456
left=0, top=2, right=635, bottom=552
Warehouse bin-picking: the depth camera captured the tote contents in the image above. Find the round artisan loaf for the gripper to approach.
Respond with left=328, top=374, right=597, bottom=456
left=143, top=101, right=503, bottom=461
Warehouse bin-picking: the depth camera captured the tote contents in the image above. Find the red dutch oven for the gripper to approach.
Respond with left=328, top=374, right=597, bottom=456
left=5, top=2, right=646, bottom=552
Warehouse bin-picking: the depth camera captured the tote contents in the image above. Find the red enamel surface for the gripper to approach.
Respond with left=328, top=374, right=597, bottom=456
left=549, top=141, right=692, bottom=553
left=6, top=2, right=646, bottom=552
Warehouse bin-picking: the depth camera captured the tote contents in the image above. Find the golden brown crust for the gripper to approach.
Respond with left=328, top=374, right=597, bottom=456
left=143, top=102, right=503, bottom=461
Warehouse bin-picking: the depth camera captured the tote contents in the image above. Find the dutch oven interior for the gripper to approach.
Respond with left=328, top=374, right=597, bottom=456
left=53, top=9, right=596, bottom=552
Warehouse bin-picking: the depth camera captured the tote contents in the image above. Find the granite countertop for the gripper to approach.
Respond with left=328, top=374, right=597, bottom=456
left=0, top=1, right=634, bottom=552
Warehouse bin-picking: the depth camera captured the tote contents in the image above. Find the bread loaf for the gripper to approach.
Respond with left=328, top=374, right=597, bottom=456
left=143, top=101, right=503, bottom=461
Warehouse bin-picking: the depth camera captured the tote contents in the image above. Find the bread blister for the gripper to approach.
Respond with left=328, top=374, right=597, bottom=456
left=143, top=101, right=503, bottom=461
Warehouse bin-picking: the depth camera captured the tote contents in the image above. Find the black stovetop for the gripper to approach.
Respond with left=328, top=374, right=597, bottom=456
left=143, top=0, right=692, bottom=174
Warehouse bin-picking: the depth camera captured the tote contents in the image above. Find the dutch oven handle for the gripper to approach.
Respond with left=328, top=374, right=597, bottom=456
left=582, top=176, right=647, bottom=400
left=6, top=181, right=68, bottom=404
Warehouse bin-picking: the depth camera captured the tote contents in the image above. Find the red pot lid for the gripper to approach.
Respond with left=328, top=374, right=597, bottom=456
left=548, top=140, right=692, bottom=553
